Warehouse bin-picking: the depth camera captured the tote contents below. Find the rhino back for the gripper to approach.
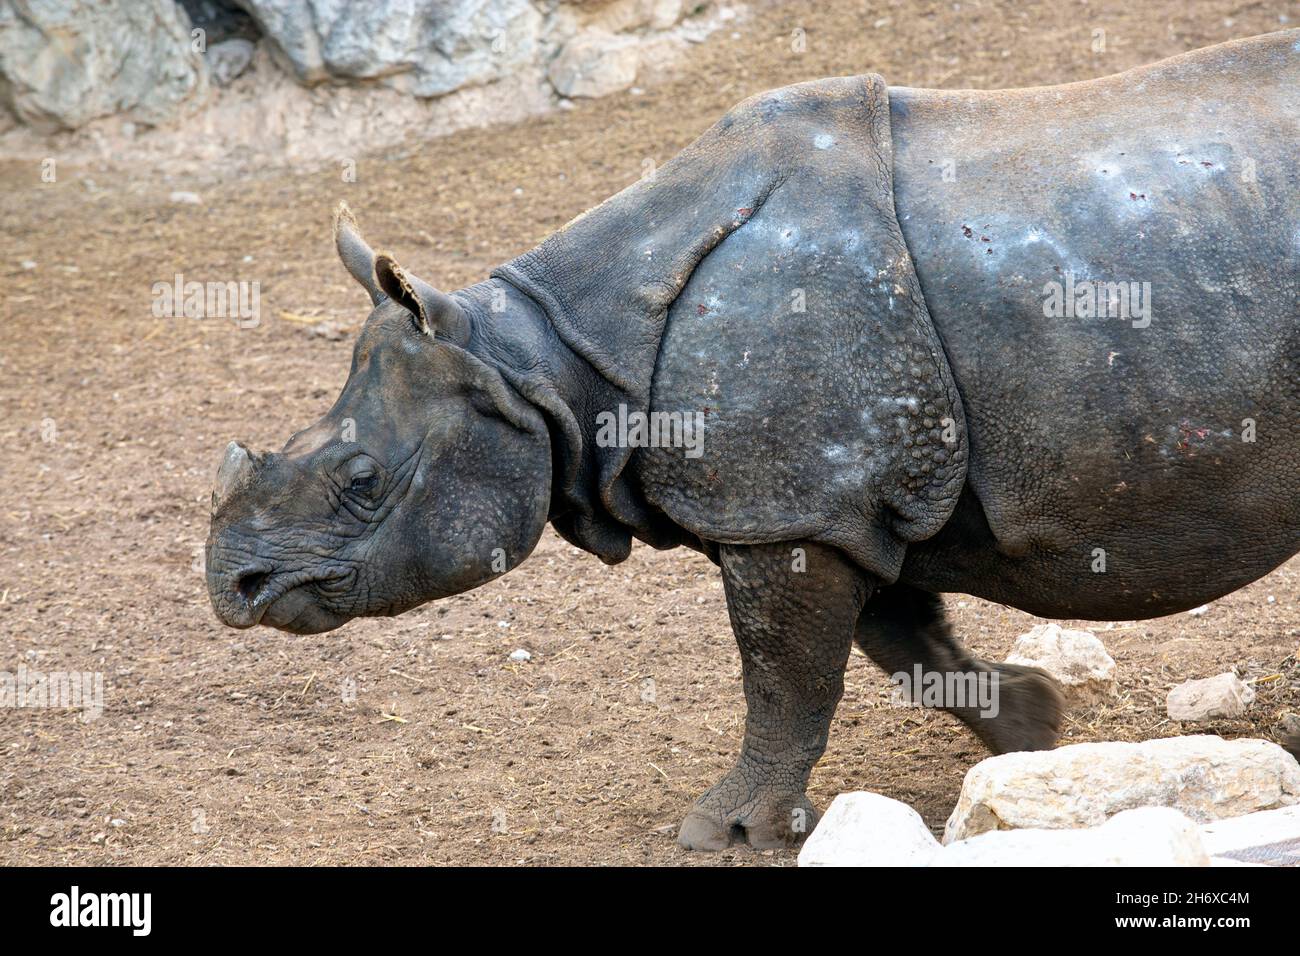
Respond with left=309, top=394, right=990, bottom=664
left=889, top=30, right=1300, bottom=617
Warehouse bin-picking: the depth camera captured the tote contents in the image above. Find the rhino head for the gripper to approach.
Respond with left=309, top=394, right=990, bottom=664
left=205, top=204, right=551, bottom=633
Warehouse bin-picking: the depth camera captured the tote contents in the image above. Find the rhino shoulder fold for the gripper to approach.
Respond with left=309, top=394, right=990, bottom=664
left=493, top=72, right=968, bottom=578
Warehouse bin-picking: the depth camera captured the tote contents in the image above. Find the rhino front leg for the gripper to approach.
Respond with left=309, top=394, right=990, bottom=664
left=678, top=541, right=870, bottom=851
left=854, top=584, right=1063, bottom=754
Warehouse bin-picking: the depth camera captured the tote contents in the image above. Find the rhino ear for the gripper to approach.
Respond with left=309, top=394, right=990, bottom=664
left=374, top=253, right=471, bottom=347
left=333, top=201, right=383, bottom=305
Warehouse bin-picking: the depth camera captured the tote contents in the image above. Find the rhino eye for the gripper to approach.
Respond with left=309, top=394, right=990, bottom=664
left=349, top=474, right=378, bottom=494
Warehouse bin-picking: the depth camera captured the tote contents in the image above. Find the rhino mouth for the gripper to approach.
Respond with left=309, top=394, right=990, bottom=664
left=259, top=584, right=352, bottom=634
left=212, top=565, right=356, bottom=634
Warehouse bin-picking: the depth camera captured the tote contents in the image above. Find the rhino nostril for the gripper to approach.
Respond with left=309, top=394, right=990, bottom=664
left=236, top=570, right=271, bottom=604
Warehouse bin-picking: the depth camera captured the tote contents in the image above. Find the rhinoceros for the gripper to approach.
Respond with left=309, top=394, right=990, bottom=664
left=207, top=30, right=1300, bottom=850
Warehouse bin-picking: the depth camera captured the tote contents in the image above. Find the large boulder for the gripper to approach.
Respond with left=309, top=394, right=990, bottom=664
left=0, top=1, right=715, bottom=137
left=0, top=0, right=209, bottom=131
left=944, top=735, right=1300, bottom=843
left=231, top=0, right=545, bottom=96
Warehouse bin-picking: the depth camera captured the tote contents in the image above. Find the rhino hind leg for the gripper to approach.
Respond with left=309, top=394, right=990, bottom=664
left=1284, top=734, right=1300, bottom=764
left=677, top=541, right=870, bottom=851
left=854, top=585, right=1063, bottom=754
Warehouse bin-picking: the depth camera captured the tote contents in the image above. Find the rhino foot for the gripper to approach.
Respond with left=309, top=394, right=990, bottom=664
left=677, top=768, right=818, bottom=851
left=855, top=584, right=1064, bottom=754
left=963, top=661, right=1064, bottom=754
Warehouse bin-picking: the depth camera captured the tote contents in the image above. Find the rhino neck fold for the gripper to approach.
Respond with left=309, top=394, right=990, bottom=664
left=458, top=278, right=676, bottom=564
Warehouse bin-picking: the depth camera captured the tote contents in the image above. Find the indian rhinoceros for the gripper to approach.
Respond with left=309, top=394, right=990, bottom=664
left=207, top=30, right=1300, bottom=850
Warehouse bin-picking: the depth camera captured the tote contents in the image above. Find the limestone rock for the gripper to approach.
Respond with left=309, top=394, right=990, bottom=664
left=944, top=735, right=1300, bottom=843
left=797, top=792, right=940, bottom=867
left=587, top=0, right=685, bottom=33
left=935, top=807, right=1210, bottom=866
left=208, top=38, right=256, bottom=86
left=0, top=0, right=209, bottom=131
left=1005, top=622, right=1117, bottom=702
left=233, top=0, right=544, bottom=97
left=547, top=28, right=639, bottom=98
left=1167, top=673, right=1255, bottom=721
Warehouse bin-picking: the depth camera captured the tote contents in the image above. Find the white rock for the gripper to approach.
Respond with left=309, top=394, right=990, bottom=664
left=547, top=29, right=640, bottom=98
left=169, top=191, right=204, bottom=205
left=1167, top=673, right=1255, bottom=721
left=935, top=807, right=1210, bottom=866
left=651, top=0, right=685, bottom=30
left=208, top=38, right=256, bottom=87
left=1201, top=804, right=1300, bottom=866
left=238, top=0, right=545, bottom=97
left=508, top=648, right=532, bottom=662
left=586, top=0, right=683, bottom=32
left=1005, top=623, right=1116, bottom=701
left=944, top=735, right=1300, bottom=843
left=798, top=792, right=940, bottom=867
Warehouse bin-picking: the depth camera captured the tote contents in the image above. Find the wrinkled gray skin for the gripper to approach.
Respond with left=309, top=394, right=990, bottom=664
left=209, top=31, right=1300, bottom=851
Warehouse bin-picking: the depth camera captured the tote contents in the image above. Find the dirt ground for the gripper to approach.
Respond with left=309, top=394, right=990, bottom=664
left=1, top=0, right=1297, bottom=866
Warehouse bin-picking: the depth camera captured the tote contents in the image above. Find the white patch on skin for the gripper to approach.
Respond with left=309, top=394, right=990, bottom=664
left=1079, top=150, right=1124, bottom=179
left=1019, top=227, right=1087, bottom=271
left=814, top=133, right=835, bottom=150
left=741, top=218, right=800, bottom=249
left=1013, top=226, right=1094, bottom=287
left=858, top=408, right=882, bottom=436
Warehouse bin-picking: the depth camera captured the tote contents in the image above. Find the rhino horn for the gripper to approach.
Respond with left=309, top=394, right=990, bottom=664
left=334, top=201, right=383, bottom=305
left=212, top=440, right=256, bottom=514
left=374, top=253, right=471, bottom=347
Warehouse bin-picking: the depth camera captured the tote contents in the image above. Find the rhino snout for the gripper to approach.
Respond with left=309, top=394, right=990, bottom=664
left=206, top=556, right=274, bottom=629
